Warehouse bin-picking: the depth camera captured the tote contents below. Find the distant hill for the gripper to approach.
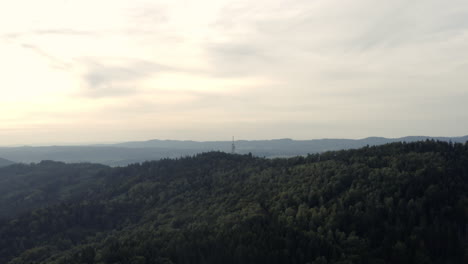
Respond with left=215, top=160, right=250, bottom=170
left=0, top=146, right=202, bottom=166
left=115, top=135, right=468, bottom=153
left=0, top=157, right=14, bottom=168
left=0, top=135, right=467, bottom=166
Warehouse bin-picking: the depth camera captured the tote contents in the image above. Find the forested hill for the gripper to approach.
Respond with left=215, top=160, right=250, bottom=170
left=0, top=141, right=467, bottom=264
left=0, top=157, right=14, bottom=167
left=0, top=161, right=109, bottom=218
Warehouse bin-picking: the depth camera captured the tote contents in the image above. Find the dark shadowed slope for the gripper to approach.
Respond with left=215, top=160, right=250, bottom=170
left=0, top=157, right=15, bottom=167
left=0, top=161, right=109, bottom=218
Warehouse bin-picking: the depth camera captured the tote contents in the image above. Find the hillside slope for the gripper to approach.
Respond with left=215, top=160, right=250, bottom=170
left=0, top=157, right=15, bottom=167
left=0, top=141, right=467, bottom=264
left=0, top=161, right=109, bottom=218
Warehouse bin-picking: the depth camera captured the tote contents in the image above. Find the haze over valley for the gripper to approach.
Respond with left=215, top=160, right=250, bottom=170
left=0, top=135, right=467, bottom=166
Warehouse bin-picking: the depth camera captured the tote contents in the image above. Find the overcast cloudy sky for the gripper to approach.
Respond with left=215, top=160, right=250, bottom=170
left=1, top=0, right=468, bottom=145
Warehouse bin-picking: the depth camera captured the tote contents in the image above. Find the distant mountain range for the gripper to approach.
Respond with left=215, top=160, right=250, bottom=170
left=0, top=157, right=15, bottom=168
left=0, top=135, right=467, bottom=166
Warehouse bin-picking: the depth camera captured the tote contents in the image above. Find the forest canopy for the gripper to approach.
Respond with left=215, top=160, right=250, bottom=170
left=0, top=140, right=467, bottom=264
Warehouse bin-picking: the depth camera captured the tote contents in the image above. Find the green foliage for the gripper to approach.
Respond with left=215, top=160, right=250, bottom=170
left=0, top=141, right=467, bottom=264
left=0, top=161, right=109, bottom=218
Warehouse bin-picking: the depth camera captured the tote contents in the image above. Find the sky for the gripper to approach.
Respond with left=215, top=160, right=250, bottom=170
left=1, top=0, right=468, bottom=145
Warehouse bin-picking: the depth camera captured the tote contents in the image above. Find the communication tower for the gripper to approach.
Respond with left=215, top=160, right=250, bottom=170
left=231, top=136, right=236, bottom=154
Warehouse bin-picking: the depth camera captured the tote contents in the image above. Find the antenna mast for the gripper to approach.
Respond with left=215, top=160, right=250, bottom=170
left=231, top=136, right=236, bottom=154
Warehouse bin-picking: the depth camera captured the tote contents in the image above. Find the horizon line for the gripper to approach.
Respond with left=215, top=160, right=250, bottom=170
left=1, top=134, right=467, bottom=148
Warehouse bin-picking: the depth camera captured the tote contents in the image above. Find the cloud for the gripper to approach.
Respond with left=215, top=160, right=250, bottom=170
left=1, top=29, right=90, bottom=71
left=1, top=28, right=98, bottom=42
left=33, top=29, right=97, bottom=36
left=128, top=2, right=169, bottom=26
left=77, top=58, right=171, bottom=98
left=204, top=0, right=468, bottom=81
left=196, top=0, right=468, bottom=131
left=205, top=42, right=273, bottom=77
left=20, top=43, right=71, bottom=70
